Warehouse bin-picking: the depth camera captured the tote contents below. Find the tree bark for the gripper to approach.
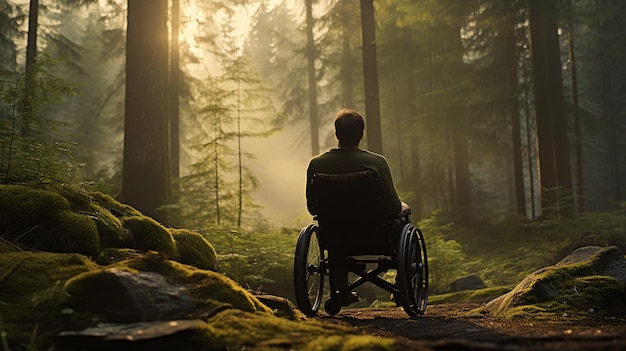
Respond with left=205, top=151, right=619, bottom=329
left=453, top=128, right=472, bottom=221
left=341, top=0, right=355, bottom=109
left=528, top=0, right=573, bottom=216
left=170, top=0, right=180, bottom=185
left=360, top=0, right=382, bottom=154
left=122, top=0, right=171, bottom=222
left=23, top=0, right=39, bottom=123
left=306, top=0, right=319, bottom=156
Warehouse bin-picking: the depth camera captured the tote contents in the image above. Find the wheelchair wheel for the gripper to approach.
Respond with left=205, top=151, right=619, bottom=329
left=294, top=224, right=325, bottom=316
left=396, top=224, right=428, bottom=317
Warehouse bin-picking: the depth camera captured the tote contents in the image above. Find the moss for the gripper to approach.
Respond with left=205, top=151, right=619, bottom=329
left=90, top=203, right=132, bottom=248
left=122, top=216, right=179, bottom=259
left=429, top=286, right=512, bottom=305
left=122, top=252, right=271, bottom=314
left=503, top=305, right=548, bottom=319
left=204, top=309, right=349, bottom=349
left=170, top=228, right=218, bottom=271
left=51, top=184, right=93, bottom=212
left=0, top=185, right=71, bottom=241
left=0, top=251, right=97, bottom=350
left=560, top=276, right=626, bottom=317
left=90, top=191, right=142, bottom=218
left=41, top=210, right=101, bottom=257
left=305, top=335, right=395, bottom=351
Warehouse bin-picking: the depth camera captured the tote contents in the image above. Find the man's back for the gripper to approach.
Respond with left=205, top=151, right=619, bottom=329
left=306, top=148, right=401, bottom=218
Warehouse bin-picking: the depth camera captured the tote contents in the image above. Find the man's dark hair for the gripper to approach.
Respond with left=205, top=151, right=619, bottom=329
left=334, top=109, right=364, bottom=147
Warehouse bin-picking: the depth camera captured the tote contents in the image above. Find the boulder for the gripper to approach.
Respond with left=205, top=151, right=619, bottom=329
left=65, top=268, right=198, bottom=323
left=450, top=273, right=487, bottom=292
left=484, top=246, right=626, bottom=317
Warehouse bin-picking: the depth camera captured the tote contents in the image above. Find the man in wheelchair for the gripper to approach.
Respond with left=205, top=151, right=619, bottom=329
left=294, top=109, right=426, bottom=317
left=306, top=108, right=406, bottom=220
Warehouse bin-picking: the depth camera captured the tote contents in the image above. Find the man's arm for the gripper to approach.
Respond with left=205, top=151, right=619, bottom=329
left=377, top=157, right=402, bottom=216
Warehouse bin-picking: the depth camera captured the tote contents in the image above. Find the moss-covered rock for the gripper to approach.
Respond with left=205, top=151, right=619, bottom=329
left=56, top=309, right=395, bottom=351
left=122, top=215, right=179, bottom=259
left=484, top=246, right=626, bottom=318
left=0, top=251, right=98, bottom=350
left=42, top=210, right=101, bottom=257
left=122, top=252, right=271, bottom=314
left=65, top=267, right=199, bottom=323
left=90, top=202, right=133, bottom=248
left=170, top=228, right=218, bottom=271
left=0, top=184, right=71, bottom=239
left=90, top=191, right=142, bottom=218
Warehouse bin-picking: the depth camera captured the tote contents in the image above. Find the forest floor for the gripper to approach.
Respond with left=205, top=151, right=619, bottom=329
left=316, top=302, right=626, bottom=350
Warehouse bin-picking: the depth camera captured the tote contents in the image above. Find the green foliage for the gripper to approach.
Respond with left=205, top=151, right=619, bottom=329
left=122, top=216, right=179, bottom=259
left=416, top=212, right=467, bottom=294
left=200, top=225, right=298, bottom=300
left=0, top=56, right=83, bottom=186
left=170, top=228, right=218, bottom=271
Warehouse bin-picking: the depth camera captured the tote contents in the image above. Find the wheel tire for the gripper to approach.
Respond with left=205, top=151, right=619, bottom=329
left=397, top=224, right=428, bottom=317
left=294, top=224, right=325, bottom=316
left=324, top=298, right=341, bottom=316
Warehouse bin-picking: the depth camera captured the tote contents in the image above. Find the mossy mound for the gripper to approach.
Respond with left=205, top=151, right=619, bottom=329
left=170, top=228, right=218, bottom=271
left=121, top=252, right=270, bottom=313
left=122, top=215, right=179, bottom=259
left=55, top=309, right=395, bottom=351
left=0, top=250, right=98, bottom=348
left=0, top=250, right=274, bottom=350
left=483, top=246, right=626, bottom=318
left=0, top=185, right=101, bottom=256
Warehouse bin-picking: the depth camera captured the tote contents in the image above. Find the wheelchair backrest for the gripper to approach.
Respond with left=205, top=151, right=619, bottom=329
left=309, top=170, right=386, bottom=221
left=308, top=170, right=394, bottom=254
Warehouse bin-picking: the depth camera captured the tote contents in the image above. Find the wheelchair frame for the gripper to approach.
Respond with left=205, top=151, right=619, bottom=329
left=293, top=170, right=428, bottom=317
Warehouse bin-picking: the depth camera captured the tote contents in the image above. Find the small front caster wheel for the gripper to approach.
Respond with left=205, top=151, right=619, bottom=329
left=324, top=298, right=341, bottom=316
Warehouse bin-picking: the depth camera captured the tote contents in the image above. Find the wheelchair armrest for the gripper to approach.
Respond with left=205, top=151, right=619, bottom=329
left=395, top=202, right=411, bottom=221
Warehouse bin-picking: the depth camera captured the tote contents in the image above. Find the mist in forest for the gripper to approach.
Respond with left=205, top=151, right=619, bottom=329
left=2, top=0, right=626, bottom=229
left=243, top=121, right=311, bottom=227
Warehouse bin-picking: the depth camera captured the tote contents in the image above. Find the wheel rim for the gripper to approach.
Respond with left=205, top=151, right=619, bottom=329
left=294, top=225, right=325, bottom=315
left=398, top=225, right=428, bottom=317
left=304, top=230, right=324, bottom=309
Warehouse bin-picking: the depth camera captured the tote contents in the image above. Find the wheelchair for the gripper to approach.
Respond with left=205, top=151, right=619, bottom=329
left=293, top=170, right=428, bottom=317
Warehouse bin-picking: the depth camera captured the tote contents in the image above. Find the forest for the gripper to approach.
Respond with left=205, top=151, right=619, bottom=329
left=1, top=0, right=626, bottom=348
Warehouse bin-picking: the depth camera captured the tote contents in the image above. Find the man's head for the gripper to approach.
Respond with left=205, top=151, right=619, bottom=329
left=334, top=109, right=364, bottom=148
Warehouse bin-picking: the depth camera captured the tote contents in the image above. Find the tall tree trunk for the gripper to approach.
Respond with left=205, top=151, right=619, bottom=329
left=528, top=0, right=573, bottom=216
left=306, top=0, right=319, bottom=156
left=122, top=0, right=171, bottom=222
left=23, top=0, right=39, bottom=124
left=170, top=0, right=180, bottom=190
left=410, top=135, right=423, bottom=219
left=237, top=78, right=242, bottom=227
left=505, top=23, right=526, bottom=215
left=453, top=128, right=472, bottom=222
left=566, top=0, right=584, bottom=212
left=360, top=0, right=382, bottom=154
left=340, top=0, right=355, bottom=109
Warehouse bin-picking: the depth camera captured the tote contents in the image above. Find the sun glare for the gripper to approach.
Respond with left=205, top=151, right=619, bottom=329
left=179, top=3, right=203, bottom=58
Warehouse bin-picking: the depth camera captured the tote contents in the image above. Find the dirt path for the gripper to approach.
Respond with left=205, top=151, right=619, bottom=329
left=316, top=303, right=626, bottom=350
